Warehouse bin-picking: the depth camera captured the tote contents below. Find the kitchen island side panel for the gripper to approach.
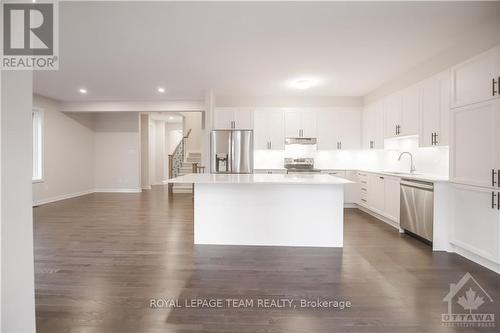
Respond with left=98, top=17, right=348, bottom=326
left=193, top=183, right=344, bottom=247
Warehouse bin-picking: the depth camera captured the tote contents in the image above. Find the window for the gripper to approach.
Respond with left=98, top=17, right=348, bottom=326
left=32, top=108, right=43, bottom=182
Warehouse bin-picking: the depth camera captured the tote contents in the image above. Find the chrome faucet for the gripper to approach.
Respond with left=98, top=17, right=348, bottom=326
left=398, top=152, right=416, bottom=173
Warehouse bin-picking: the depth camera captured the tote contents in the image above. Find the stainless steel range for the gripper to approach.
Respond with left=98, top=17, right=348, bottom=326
left=284, top=158, right=321, bottom=174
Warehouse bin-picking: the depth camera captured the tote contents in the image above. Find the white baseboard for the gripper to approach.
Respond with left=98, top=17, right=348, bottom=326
left=142, top=186, right=152, bottom=190
left=344, top=203, right=357, bottom=208
left=356, top=204, right=401, bottom=231
left=33, top=187, right=143, bottom=207
left=450, top=244, right=500, bottom=274
left=32, top=189, right=94, bottom=206
left=94, top=188, right=142, bottom=193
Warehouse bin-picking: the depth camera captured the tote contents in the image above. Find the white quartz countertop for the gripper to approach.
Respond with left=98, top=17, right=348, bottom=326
left=168, top=173, right=353, bottom=185
left=355, top=169, right=449, bottom=182
left=254, top=168, right=448, bottom=183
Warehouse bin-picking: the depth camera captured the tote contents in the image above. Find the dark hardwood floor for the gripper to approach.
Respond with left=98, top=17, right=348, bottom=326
left=33, top=186, right=499, bottom=333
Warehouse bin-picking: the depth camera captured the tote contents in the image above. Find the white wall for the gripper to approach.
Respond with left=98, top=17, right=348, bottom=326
left=181, top=111, right=203, bottom=153
left=94, top=112, right=141, bottom=192
left=1, top=71, right=36, bottom=333
left=154, top=120, right=166, bottom=184
left=140, top=114, right=150, bottom=189
left=365, top=19, right=500, bottom=104
left=165, top=123, right=183, bottom=154
left=32, top=95, right=95, bottom=205
left=148, top=119, right=182, bottom=185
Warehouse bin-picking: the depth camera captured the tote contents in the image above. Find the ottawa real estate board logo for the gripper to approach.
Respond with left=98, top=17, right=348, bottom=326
left=442, top=272, right=495, bottom=328
left=1, top=0, right=58, bottom=70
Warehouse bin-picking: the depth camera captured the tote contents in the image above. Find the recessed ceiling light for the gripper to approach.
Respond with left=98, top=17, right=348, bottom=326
left=157, top=87, right=166, bottom=93
left=78, top=88, right=87, bottom=94
left=168, top=116, right=174, bottom=120
left=288, top=77, right=320, bottom=90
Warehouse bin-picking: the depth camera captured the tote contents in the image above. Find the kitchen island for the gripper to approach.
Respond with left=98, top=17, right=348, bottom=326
left=168, top=173, right=352, bottom=247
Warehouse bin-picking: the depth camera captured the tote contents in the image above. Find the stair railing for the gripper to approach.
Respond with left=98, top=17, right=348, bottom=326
left=168, top=129, right=191, bottom=193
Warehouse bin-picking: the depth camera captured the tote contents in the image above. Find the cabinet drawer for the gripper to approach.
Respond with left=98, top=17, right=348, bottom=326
left=359, top=195, right=368, bottom=206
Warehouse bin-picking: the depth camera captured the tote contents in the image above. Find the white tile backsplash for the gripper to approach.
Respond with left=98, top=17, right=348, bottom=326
left=254, top=136, right=449, bottom=176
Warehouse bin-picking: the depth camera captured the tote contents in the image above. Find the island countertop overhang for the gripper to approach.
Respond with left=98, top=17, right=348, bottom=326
left=168, top=173, right=353, bottom=185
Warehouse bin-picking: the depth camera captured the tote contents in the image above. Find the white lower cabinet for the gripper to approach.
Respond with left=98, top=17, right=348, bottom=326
left=368, top=174, right=385, bottom=214
left=451, top=184, right=500, bottom=265
left=359, top=172, right=401, bottom=224
left=383, top=176, right=401, bottom=223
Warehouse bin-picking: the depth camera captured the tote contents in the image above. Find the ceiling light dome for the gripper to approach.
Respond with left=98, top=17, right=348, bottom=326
left=288, top=77, right=320, bottom=90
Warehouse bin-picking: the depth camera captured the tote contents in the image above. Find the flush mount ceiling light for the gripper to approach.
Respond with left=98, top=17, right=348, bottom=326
left=157, top=87, right=166, bottom=93
left=288, top=77, right=320, bottom=90
left=78, top=88, right=87, bottom=94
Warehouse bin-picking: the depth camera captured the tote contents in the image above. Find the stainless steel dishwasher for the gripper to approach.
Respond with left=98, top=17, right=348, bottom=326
left=400, top=179, right=434, bottom=243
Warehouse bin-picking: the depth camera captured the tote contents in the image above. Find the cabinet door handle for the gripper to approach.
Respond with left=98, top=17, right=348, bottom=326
left=269, top=141, right=272, bottom=149
left=492, top=169, right=498, bottom=187
left=370, top=140, right=374, bottom=149
left=492, top=192, right=497, bottom=209
left=493, top=77, right=499, bottom=96
left=339, top=141, right=342, bottom=149
left=498, top=191, right=500, bottom=210
left=379, top=176, right=384, bottom=179
left=434, top=132, right=438, bottom=145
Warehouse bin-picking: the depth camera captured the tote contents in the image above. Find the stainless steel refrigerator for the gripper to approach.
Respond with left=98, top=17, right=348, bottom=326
left=210, top=130, right=253, bottom=174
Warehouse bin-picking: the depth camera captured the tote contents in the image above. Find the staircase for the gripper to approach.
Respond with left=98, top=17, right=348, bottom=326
left=171, top=152, right=201, bottom=193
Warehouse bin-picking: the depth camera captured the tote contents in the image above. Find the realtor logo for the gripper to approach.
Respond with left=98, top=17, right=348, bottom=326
left=1, top=0, right=58, bottom=69
left=442, top=272, right=495, bottom=328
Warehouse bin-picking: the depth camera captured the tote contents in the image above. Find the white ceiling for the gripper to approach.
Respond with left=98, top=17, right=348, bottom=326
left=34, top=1, right=500, bottom=102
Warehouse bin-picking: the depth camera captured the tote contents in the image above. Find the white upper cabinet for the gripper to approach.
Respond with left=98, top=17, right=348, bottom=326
left=338, top=108, right=361, bottom=149
left=317, top=111, right=337, bottom=150
left=450, top=98, right=500, bottom=189
left=253, top=109, right=269, bottom=150
left=383, top=85, right=420, bottom=138
left=383, top=93, right=402, bottom=138
left=213, top=108, right=253, bottom=129
left=420, top=70, right=451, bottom=147
left=362, top=101, right=384, bottom=149
left=284, top=110, right=317, bottom=138
left=317, top=108, right=361, bottom=150
left=451, top=46, right=500, bottom=108
left=400, top=83, right=420, bottom=136
left=253, top=109, right=284, bottom=150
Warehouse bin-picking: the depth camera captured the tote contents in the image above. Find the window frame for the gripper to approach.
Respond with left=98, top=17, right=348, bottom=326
left=32, top=107, right=44, bottom=183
